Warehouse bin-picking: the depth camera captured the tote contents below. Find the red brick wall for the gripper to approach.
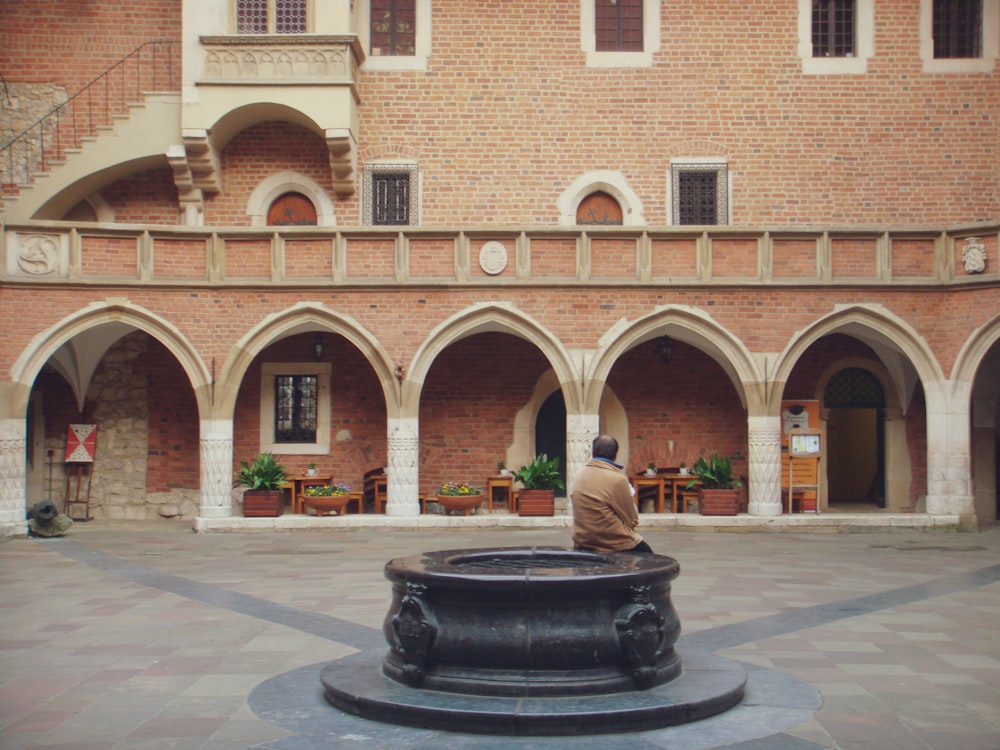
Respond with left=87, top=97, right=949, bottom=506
left=134, top=339, right=200, bottom=492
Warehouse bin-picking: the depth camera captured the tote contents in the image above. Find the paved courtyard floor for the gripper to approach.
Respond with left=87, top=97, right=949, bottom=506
left=1, top=520, right=998, bottom=749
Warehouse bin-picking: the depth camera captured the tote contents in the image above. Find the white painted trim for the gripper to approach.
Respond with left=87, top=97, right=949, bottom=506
left=580, top=0, right=660, bottom=68
left=798, top=0, right=874, bottom=75
left=360, top=0, right=431, bottom=71
left=920, top=0, right=999, bottom=73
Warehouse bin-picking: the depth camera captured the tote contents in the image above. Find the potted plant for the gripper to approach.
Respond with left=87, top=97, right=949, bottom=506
left=678, top=461, right=689, bottom=476
left=306, top=462, right=317, bottom=477
left=436, top=481, right=484, bottom=515
left=513, top=454, right=564, bottom=516
left=497, top=461, right=512, bottom=477
left=234, top=452, right=288, bottom=517
left=645, top=461, right=657, bottom=477
left=686, top=453, right=743, bottom=516
left=302, top=483, right=352, bottom=516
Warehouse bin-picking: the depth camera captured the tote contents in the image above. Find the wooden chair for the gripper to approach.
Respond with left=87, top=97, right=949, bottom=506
left=363, top=467, right=387, bottom=513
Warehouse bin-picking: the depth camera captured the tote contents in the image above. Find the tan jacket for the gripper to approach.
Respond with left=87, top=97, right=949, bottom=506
left=571, top=458, right=642, bottom=553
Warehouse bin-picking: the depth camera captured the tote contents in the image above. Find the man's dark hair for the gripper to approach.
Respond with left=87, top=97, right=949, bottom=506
left=592, top=434, right=619, bottom=460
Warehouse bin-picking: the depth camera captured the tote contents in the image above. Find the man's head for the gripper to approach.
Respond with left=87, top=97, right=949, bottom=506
left=592, top=434, right=619, bottom=460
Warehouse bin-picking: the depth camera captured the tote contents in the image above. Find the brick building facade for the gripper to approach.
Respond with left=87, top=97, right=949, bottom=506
left=1, top=0, right=997, bottom=534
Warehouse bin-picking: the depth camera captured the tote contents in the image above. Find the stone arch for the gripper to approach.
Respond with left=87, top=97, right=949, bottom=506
left=951, top=312, right=1000, bottom=396
left=557, top=171, right=646, bottom=227
left=584, top=305, right=764, bottom=414
left=769, top=303, right=945, bottom=417
left=216, top=302, right=397, bottom=419
left=9, top=300, right=211, bottom=420
left=406, top=302, right=581, bottom=418
left=246, top=171, right=336, bottom=227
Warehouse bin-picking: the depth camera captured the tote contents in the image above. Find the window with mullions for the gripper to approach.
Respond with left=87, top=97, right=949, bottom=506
left=595, top=0, right=644, bottom=52
left=371, top=0, right=416, bottom=56
left=671, top=164, right=729, bottom=226
left=237, top=0, right=307, bottom=34
left=933, top=0, right=982, bottom=57
left=274, top=374, right=318, bottom=444
left=812, top=0, right=855, bottom=57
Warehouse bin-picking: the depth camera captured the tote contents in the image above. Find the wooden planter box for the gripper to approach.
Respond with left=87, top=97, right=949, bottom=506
left=243, top=489, right=285, bottom=517
left=517, top=489, right=555, bottom=516
left=697, top=488, right=740, bottom=516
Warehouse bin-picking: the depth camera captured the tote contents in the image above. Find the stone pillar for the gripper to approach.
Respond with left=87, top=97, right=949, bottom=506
left=387, top=418, right=420, bottom=516
left=747, top=416, right=782, bottom=516
left=199, top=419, right=233, bottom=518
left=924, top=395, right=975, bottom=521
left=566, top=414, right=600, bottom=509
left=0, top=419, right=27, bottom=535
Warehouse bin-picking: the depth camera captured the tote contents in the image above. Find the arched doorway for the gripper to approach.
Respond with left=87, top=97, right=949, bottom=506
left=536, top=390, right=567, bottom=496
left=825, top=367, right=886, bottom=508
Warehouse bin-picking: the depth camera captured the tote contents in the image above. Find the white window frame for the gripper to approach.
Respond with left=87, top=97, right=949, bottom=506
left=259, top=362, right=331, bottom=455
left=362, top=160, right=420, bottom=226
left=580, top=0, right=660, bottom=68
left=920, top=0, right=998, bottom=73
left=360, top=0, right=432, bottom=71
left=798, top=0, right=875, bottom=75
left=667, top=158, right=731, bottom=226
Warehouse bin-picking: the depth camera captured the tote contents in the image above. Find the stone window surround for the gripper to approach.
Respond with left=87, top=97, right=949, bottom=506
left=580, top=0, right=661, bottom=68
left=798, top=0, right=875, bottom=75
left=667, top=158, right=731, bottom=226
left=247, top=171, right=337, bottom=227
left=920, top=0, right=999, bottom=73
left=360, top=0, right=432, bottom=71
left=557, top=171, right=646, bottom=227
left=234, top=0, right=315, bottom=34
left=259, top=362, right=332, bottom=455
left=362, top=159, right=420, bottom=226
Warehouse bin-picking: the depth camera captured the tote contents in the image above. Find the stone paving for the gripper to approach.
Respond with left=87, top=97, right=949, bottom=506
left=0, top=520, right=998, bottom=749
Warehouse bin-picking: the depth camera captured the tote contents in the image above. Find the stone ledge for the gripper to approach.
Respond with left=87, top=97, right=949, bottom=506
left=191, top=513, right=963, bottom=534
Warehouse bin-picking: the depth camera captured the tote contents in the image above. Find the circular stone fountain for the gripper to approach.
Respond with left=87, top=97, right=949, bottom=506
left=321, top=547, right=746, bottom=735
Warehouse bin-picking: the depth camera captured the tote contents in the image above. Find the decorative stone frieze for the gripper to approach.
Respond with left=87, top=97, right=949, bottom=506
left=8, top=233, right=67, bottom=277
left=200, top=36, right=359, bottom=85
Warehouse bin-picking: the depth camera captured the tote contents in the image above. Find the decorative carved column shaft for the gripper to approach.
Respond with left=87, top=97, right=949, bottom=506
left=566, top=414, right=600, bottom=508
left=747, top=419, right=782, bottom=516
left=387, top=420, right=420, bottom=516
left=0, top=435, right=27, bottom=528
left=199, top=422, right=233, bottom=518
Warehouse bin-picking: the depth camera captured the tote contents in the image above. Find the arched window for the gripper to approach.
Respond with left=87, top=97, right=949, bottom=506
left=824, top=367, right=885, bottom=407
left=576, top=191, right=623, bottom=225
left=267, top=192, right=318, bottom=226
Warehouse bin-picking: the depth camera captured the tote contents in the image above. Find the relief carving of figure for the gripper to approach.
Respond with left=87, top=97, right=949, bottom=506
left=962, top=237, right=986, bottom=275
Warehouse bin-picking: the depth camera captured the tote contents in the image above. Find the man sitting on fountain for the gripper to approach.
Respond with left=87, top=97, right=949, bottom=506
left=572, top=434, right=653, bottom=554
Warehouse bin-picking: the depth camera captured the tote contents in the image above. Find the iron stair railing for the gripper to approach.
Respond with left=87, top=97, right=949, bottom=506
left=1, top=40, right=180, bottom=199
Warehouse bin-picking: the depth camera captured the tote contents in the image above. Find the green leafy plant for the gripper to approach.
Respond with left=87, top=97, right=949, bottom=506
left=513, top=454, right=565, bottom=491
left=233, top=452, right=288, bottom=491
left=437, top=481, right=482, bottom=496
left=305, top=483, right=351, bottom=497
left=686, top=453, right=742, bottom=490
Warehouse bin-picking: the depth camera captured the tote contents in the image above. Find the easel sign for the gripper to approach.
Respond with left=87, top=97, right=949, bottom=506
left=64, top=424, right=97, bottom=521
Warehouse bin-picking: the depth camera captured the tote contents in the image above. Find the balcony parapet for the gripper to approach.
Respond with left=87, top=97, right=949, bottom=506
left=1, top=222, right=996, bottom=289
left=198, top=35, right=363, bottom=98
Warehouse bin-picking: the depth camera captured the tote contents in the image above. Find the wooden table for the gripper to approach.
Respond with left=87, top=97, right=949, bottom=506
left=288, top=474, right=332, bottom=514
left=485, top=475, right=517, bottom=512
left=630, top=473, right=694, bottom=513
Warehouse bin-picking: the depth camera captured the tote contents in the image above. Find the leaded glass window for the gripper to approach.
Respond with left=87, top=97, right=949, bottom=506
left=275, top=374, right=318, bottom=443
left=372, top=0, right=417, bottom=56
left=595, top=0, right=643, bottom=52
left=812, top=0, right=855, bottom=57
left=237, top=0, right=306, bottom=34
left=363, top=163, right=418, bottom=226
left=933, top=0, right=982, bottom=58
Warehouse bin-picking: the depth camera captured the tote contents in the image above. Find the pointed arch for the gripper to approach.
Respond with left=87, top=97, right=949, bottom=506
left=584, top=305, right=764, bottom=413
left=769, top=303, right=945, bottom=416
left=951, top=311, right=1000, bottom=398
left=406, top=302, right=581, bottom=417
left=9, top=300, right=211, bottom=419
left=216, top=302, right=397, bottom=418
